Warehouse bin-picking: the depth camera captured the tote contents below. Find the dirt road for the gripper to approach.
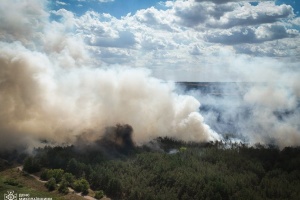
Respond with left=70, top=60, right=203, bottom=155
left=17, top=166, right=100, bottom=200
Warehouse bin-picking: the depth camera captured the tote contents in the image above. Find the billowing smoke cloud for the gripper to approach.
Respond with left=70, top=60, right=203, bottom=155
left=0, top=42, right=220, bottom=151
left=1, top=0, right=299, bottom=152
left=0, top=0, right=219, bottom=151
left=186, top=61, right=300, bottom=149
left=242, top=79, right=300, bottom=148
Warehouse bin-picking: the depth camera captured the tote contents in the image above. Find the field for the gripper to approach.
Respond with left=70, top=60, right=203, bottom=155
left=0, top=167, right=85, bottom=200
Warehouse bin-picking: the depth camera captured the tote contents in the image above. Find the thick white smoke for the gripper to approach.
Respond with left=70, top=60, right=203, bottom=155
left=0, top=0, right=219, bottom=151
left=188, top=58, right=300, bottom=149
left=1, top=0, right=299, bottom=151
left=242, top=79, right=300, bottom=149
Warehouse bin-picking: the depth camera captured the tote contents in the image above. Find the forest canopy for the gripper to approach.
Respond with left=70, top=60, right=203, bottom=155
left=6, top=136, right=298, bottom=200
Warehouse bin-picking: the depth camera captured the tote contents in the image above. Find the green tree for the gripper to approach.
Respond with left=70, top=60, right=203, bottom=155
left=51, top=169, right=64, bottom=182
left=40, top=169, right=50, bottom=181
left=73, top=178, right=90, bottom=195
left=106, top=178, right=122, bottom=198
left=23, top=157, right=40, bottom=173
left=94, top=190, right=105, bottom=199
left=45, top=177, right=56, bottom=191
left=40, top=169, right=64, bottom=182
left=62, top=172, right=75, bottom=187
left=66, top=158, right=86, bottom=177
left=58, top=179, right=69, bottom=194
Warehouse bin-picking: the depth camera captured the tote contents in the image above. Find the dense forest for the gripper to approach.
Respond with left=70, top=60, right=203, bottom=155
left=13, top=135, right=299, bottom=200
left=1, top=124, right=300, bottom=200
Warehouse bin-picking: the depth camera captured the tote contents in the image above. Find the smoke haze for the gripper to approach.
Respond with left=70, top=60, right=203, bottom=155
left=186, top=77, right=300, bottom=149
left=0, top=0, right=219, bottom=150
left=1, top=0, right=299, bottom=151
left=0, top=42, right=220, bottom=150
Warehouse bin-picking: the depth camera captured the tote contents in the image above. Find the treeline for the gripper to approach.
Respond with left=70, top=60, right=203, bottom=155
left=22, top=138, right=300, bottom=200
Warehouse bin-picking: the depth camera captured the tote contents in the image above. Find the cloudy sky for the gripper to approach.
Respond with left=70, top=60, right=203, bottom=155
left=1, top=0, right=300, bottom=81
left=1, top=0, right=300, bottom=149
left=46, top=0, right=300, bottom=81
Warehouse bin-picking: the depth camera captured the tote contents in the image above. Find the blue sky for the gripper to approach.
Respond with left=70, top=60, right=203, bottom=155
left=51, top=0, right=300, bottom=18
left=51, top=0, right=167, bottom=18
left=45, top=0, right=300, bottom=81
left=276, top=0, right=299, bottom=14
left=1, top=0, right=300, bottom=81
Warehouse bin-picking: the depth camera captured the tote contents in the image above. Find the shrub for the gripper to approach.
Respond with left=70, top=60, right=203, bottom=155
left=95, top=190, right=105, bottom=199
left=73, top=178, right=89, bottom=195
left=62, top=172, right=75, bottom=186
left=58, top=180, right=69, bottom=194
left=40, top=169, right=64, bottom=182
left=45, top=178, right=56, bottom=191
left=4, top=179, right=21, bottom=187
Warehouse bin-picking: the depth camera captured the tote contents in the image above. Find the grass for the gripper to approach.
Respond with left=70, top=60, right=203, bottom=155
left=0, top=168, right=85, bottom=200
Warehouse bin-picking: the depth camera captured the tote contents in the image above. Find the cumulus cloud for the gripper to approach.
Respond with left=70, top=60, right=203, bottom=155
left=56, top=1, right=69, bottom=6
left=207, top=2, right=293, bottom=28
left=52, top=0, right=299, bottom=69
left=172, top=1, right=294, bottom=29
left=173, top=1, right=237, bottom=27
left=88, top=31, right=137, bottom=48
left=98, top=0, right=114, bottom=2
left=195, top=0, right=273, bottom=4
left=234, top=37, right=300, bottom=57
left=206, top=24, right=298, bottom=44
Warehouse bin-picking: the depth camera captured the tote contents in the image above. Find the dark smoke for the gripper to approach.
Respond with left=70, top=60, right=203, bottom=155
left=74, top=124, right=135, bottom=157
left=98, top=124, right=135, bottom=155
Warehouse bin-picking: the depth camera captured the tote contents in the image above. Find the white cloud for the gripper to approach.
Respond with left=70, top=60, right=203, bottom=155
left=171, top=1, right=294, bottom=29
left=235, top=37, right=300, bottom=57
left=13, top=0, right=295, bottom=80
left=195, top=0, right=275, bottom=4
left=98, top=0, right=114, bottom=2
left=205, top=24, right=299, bottom=44
left=56, top=1, right=68, bottom=6
left=207, top=2, right=293, bottom=28
left=290, top=17, right=300, bottom=26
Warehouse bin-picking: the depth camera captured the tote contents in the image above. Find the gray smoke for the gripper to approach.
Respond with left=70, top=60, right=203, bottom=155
left=186, top=65, right=300, bottom=149
left=1, top=0, right=299, bottom=152
left=0, top=0, right=220, bottom=151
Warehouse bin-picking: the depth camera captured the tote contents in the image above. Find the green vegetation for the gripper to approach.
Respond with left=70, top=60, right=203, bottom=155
left=0, top=168, right=85, bottom=200
left=58, top=179, right=69, bottom=194
left=18, top=138, right=300, bottom=199
left=23, top=156, right=40, bottom=173
left=41, top=168, right=64, bottom=182
left=45, top=177, right=56, bottom=191
left=73, top=178, right=89, bottom=195
left=94, top=190, right=105, bottom=199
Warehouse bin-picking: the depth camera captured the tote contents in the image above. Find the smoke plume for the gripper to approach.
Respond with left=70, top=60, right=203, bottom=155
left=186, top=61, right=300, bottom=149
left=1, top=0, right=299, bottom=152
left=0, top=1, right=220, bottom=151
left=0, top=43, right=220, bottom=151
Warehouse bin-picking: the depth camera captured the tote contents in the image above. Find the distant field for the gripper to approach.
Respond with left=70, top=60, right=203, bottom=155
left=0, top=168, right=85, bottom=200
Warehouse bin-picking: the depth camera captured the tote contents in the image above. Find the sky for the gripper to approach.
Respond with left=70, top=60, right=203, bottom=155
left=51, top=0, right=300, bottom=18
left=46, top=0, right=300, bottom=81
left=1, top=0, right=299, bottom=81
